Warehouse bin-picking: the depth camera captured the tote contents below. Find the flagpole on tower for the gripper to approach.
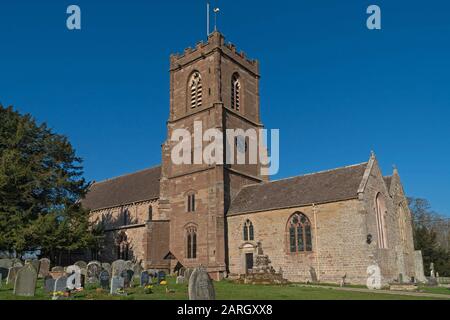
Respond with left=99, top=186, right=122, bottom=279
left=207, top=2, right=210, bottom=37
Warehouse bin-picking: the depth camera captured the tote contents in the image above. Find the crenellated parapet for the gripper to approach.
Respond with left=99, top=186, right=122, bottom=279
left=170, top=31, right=259, bottom=75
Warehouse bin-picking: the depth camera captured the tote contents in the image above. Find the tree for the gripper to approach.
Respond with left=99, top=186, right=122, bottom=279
left=0, top=105, right=101, bottom=258
left=408, top=197, right=450, bottom=276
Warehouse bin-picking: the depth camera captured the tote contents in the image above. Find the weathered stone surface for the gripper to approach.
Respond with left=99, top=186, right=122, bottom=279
left=176, top=276, right=185, bottom=284
left=74, top=261, right=87, bottom=270
left=110, top=276, right=125, bottom=295
left=53, top=276, right=68, bottom=293
left=14, top=264, right=38, bottom=297
left=87, top=261, right=102, bottom=283
left=6, top=266, right=22, bottom=285
left=38, top=258, right=50, bottom=277
left=44, top=276, right=55, bottom=293
left=99, top=270, right=110, bottom=289
left=188, top=267, right=215, bottom=300
left=112, top=260, right=127, bottom=277
left=367, top=264, right=382, bottom=290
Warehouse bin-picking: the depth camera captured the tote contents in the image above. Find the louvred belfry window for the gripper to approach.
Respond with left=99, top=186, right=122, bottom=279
left=231, top=73, right=241, bottom=111
left=189, top=71, right=202, bottom=109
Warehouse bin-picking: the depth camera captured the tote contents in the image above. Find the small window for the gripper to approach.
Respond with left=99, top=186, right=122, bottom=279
left=123, top=209, right=129, bottom=226
left=187, top=193, right=196, bottom=212
left=243, top=220, right=254, bottom=241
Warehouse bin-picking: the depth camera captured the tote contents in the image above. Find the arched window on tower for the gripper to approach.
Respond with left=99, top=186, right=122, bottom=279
left=186, top=226, right=197, bottom=259
left=231, top=73, right=241, bottom=111
left=375, top=193, right=388, bottom=249
left=189, top=71, right=202, bottom=109
left=243, top=220, right=254, bottom=241
left=287, top=212, right=312, bottom=253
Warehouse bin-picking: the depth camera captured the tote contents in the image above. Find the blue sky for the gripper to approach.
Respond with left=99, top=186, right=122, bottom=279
left=0, top=1, right=449, bottom=216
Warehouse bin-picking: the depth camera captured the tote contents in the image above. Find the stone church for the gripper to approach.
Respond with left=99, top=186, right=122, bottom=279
left=82, top=32, right=425, bottom=284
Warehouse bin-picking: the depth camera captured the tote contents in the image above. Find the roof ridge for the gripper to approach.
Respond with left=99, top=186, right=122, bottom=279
left=92, top=164, right=161, bottom=186
left=240, top=162, right=368, bottom=190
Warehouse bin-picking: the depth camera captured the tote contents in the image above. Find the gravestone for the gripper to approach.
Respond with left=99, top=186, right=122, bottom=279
left=366, top=264, right=382, bottom=289
left=14, top=264, right=38, bottom=297
left=0, top=259, right=12, bottom=279
left=74, top=261, right=87, bottom=270
left=120, top=269, right=134, bottom=288
left=12, top=259, right=23, bottom=268
left=51, top=266, right=64, bottom=272
left=99, top=270, right=110, bottom=290
left=6, top=266, right=22, bottom=285
left=112, top=260, right=127, bottom=277
left=188, top=267, right=215, bottom=300
left=184, top=268, right=194, bottom=283
left=133, top=263, right=143, bottom=279
left=54, top=276, right=68, bottom=293
left=125, top=260, right=134, bottom=270
left=38, top=258, right=51, bottom=278
left=110, top=276, right=125, bottom=295
left=102, top=263, right=112, bottom=274
left=176, top=275, right=185, bottom=284
left=44, top=276, right=56, bottom=293
left=28, top=260, right=41, bottom=273
left=140, top=271, right=150, bottom=287
left=87, top=261, right=102, bottom=283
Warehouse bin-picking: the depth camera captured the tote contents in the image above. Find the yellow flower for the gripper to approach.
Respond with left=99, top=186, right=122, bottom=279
left=160, top=280, right=167, bottom=285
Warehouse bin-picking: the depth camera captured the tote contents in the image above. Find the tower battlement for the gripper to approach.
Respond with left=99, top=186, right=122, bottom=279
left=170, top=31, right=259, bottom=75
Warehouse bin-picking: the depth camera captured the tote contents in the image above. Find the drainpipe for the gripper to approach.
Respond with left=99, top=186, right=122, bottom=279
left=313, top=203, right=320, bottom=281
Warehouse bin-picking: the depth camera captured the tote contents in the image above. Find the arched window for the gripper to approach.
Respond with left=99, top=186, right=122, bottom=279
left=287, top=212, right=312, bottom=253
left=189, top=71, right=202, bottom=109
left=231, top=73, right=241, bottom=111
left=375, top=193, right=388, bottom=249
left=116, top=231, right=129, bottom=260
left=243, top=220, right=254, bottom=241
left=186, top=226, right=197, bottom=259
left=148, top=205, right=153, bottom=221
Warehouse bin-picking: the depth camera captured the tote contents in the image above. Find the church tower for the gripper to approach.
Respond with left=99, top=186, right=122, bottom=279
left=158, top=32, right=264, bottom=279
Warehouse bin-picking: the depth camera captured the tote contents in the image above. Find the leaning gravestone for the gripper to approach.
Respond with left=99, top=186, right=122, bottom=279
left=140, top=271, right=150, bottom=287
left=14, top=264, right=38, bottom=297
left=87, top=261, right=102, bottom=283
left=6, top=266, right=22, bottom=285
left=366, top=264, right=382, bottom=290
left=99, top=270, right=110, bottom=290
left=38, top=258, right=51, bottom=278
left=188, top=267, right=215, bottom=300
left=44, top=276, right=56, bottom=293
left=110, top=276, right=125, bottom=295
left=112, top=260, right=127, bottom=277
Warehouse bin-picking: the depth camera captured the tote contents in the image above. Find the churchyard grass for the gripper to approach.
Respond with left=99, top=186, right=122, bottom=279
left=0, top=277, right=449, bottom=300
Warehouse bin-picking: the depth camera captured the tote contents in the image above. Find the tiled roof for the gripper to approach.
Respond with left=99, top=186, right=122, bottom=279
left=81, top=166, right=161, bottom=211
left=228, top=163, right=368, bottom=215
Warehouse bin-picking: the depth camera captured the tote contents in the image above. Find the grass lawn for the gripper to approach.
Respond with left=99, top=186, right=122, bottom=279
left=0, top=277, right=449, bottom=300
